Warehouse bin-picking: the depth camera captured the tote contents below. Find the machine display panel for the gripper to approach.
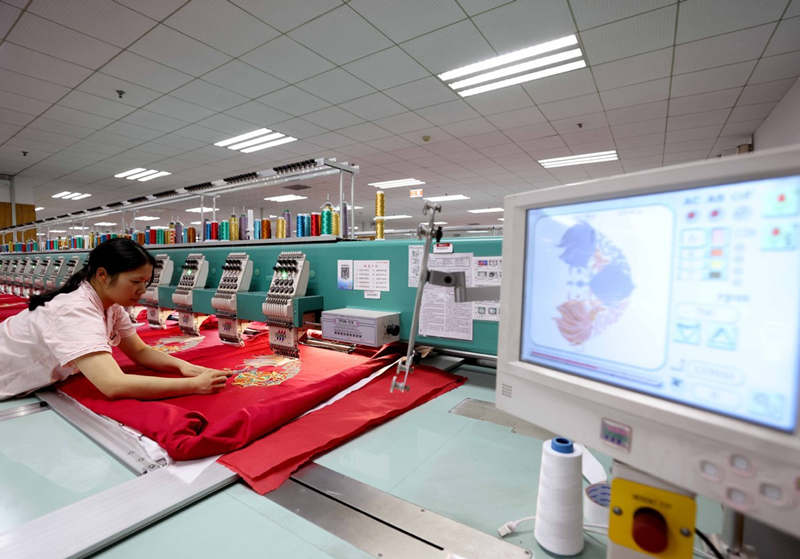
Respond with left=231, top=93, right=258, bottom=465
left=520, top=175, right=800, bottom=431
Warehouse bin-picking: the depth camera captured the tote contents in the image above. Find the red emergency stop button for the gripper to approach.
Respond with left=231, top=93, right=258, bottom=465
left=632, top=507, right=668, bottom=553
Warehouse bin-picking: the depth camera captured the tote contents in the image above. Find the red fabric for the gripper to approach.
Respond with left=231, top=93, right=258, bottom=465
left=220, top=364, right=464, bottom=494
left=59, top=337, right=398, bottom=460
left=112, top=316, right=224, bottom=368
left=0, top=302, right=27, bottom=322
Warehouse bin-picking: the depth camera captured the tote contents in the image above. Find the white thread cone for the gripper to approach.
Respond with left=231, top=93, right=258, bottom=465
left=534, top=437, right=584, bottom=556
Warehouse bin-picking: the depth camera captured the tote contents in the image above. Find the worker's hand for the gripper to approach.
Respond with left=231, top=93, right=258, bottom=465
left=190, top=369, right=231, bottom=394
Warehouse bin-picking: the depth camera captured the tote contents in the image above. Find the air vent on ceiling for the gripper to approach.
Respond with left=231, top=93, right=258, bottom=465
left=106, top=202, right=125, bottom=208
left=224, top=172, right=258, bottom=183
left=273, top=159, right=320, bottom=175
left=153, top=189, right=177, bottom=199
left=86, top=206, right=102, bottom=212
left=284, top=184, right=311, bottom=191
left=70, top=211, right=84, bottom=216
left=127, top=196, right=149, bottom=204
left=185, top=182, right=213, bottom=192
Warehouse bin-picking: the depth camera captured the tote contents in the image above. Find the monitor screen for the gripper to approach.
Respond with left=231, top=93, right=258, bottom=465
left=520, top=174, right=800, bottom=431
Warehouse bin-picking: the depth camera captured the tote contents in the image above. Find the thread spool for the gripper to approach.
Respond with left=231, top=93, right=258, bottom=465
left=534, top=437, right=584, bottom=556
left=230, top=215, right=238, bottom=241
left=276, top=217, right=286, bottom=238
left=187, top=227, right=196, bottom=243
left=375, top=190, right=385, bottom=217
left=283, top=210, right=292, bottom=237
left=211, top=221, right=219, bottom=240
left=321, top=207, right=333, bottom=235
left=332, top=211, right=341, bottom=236
left=262, top=219, right=271, bottom=239
left=342, top=202, right=349, bottom=238
left=295, top=214, right=304, bottom=237
left=311, top=212, right=321, bottom=236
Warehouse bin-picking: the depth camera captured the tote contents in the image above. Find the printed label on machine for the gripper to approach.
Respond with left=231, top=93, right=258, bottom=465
left=353, top=260, right=389, bottom=291
left=472, top=256, right=502, bottom=322
left=337, top=259, right=353, bottom=290
left=418, top=252, right=474, bottom=341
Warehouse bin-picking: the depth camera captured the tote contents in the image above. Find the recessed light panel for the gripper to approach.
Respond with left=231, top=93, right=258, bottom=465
left=264, top=194, right=308, bottom=202
left=368, top=178, right=425, bottom=189
left=468, top=207, right=504, bottom=214
left=133, top=216, right=160, bottom=221
left=538, top=150, right=618, bottom=168
left=215, top=128, right=297, bottom=154
left=425, top=194, right=470, bottom=202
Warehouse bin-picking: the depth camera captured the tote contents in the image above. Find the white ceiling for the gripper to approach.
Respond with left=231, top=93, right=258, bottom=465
left=1, top=0, right=799, bottom=229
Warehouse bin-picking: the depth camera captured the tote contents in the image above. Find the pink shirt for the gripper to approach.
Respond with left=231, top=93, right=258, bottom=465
left=0, top=282, right=136, bottom=399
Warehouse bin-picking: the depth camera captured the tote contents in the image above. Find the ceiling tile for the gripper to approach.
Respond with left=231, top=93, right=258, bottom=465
left=503, top=121, right=558, bottom=142
left=593, top=48, right=673, bottom=91
left=571, top=0, right=675, bottom=30
left=612, top=118, right=666, bottom=139
left=307, top=131, right=354, bottom=148
left=667, top=108, right=730, bottom=131
left=0, top=43, right=92, bottom=88
left=289, top=5, right=391, bottom=65
left=297, top=69, right=376, bottom=105
left=581, top=5, right=676, bottom=65
left=416, top=100, right=481, bottom=125
left=463, top=86, right=533, bottom=115
left=59, top=90, right=136, bottom=120
left=670, top=61, right=755, bottom=97
left=121, top=109, right=188, bottom=133
left=606, top=101, right=668, bottom=125
left=340, top=93, right=406, bottom=120
left=230, top=0, right=342, bottom=33
left=738, top=78, right=796, bottom=104
left=617, top=144, right=664, bottom=158
left=343, top=47, right=429, bottom=90
left=114, top=0, right=185, bottom=20
left=194, top=113, right=257, bottom=134
left=303, top=106, right=363, bottom=130
left=440, top=117, right=497, bottom=137
left=750, top=51, right=800, bottom=84
left=0, top=90, right=50, bottom=115
left=28, top=0, right=155, bottom=48
left=788, top=0, right=800, bottom=17
left=0, top=2, right=20, bottom=37
left=402, top=20, right=495, bottom=76
left=202, top=60, right=286, bottom=99
left=669, top=88, right=742, bottom=115
left=461, top=130, right=512, bottom=148
left=600, top=78, right=670, bottom=109
left=674, top=24, right=774, bottom=74
left=374, top=111, right=431, bottom=134
left=165, top=0, right=278, bottom=57
left=0, top=68, right=69, bottom=104
left=242, top=36, right=334, bottom=82
left=385, top=77, right=458, bottom=109
left=79, top=73, right=160, bottom=108
left=144, top=95, right=216, bottom=122
left=350, top=0, right=463, bottom=43
left=728, top=102, right=777, bottom=122
left=614, top=132, right=665, bottom=148
left=765, top=16, right=800, bottom=56
left=101, top=52, right=193, bottom=93
left=486, top=107, right=546, bottom=129
left=676, top=0, right=787, bottom=43
left=104, top=121, right=163, bottom=141
left=472, top=0, right=575, bottom=53
left=129, top=24, right=231, bottom=76
left=224, top=101, right=292, bottom=127
left=551, top=111, right=608, bottom=133
left=523, top=69, right=597, bottom=104
left=259, top=86, right=330, bottom=116
left=338, top=122, right=393, bottom=142
left=272, top=118, right=328, bottom=139
left=721, top=118, right=763, bottom=136
left=173, top=124, right=227, bottom=143
left=539, top=93, right=603, bottom=120
left=0, top=122, right=23, bottom=144
left=0, top=107, right=36, bottom=127
left=171, top=79, right=248, bottom=112
left=7, top=12, right=120, bottom=68
left=83, top=129, right=143, bottom=149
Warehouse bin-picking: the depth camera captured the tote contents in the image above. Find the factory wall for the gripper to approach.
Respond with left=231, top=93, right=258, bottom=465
left=754, top=77, right=800, bottom=150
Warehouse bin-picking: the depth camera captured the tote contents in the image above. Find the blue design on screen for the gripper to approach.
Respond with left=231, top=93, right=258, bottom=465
left=558, top=222, right=596, bottom=267
left=589, top=262, right=634, bottom=305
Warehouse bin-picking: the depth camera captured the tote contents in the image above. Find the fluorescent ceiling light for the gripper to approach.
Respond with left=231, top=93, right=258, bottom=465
left=425, top=194, right=470, bottom=202
left=498, top=217, right=505, bottom=221
left=190, top=221, right=202, bottom=225
left=69, top=226, right=89, bottom=230
left=72, top=193, right=92, bottom=200
left=35, top=206, right=44, bottom=211
left=449, top=49, right=582, bottom=90
left=228, top=132, right=284, bottom=150
left=138, top=171, right=171, bottom=182
left=538, top=150, right=618, bottom=168
left=149, top=225, right=169, bottom=230
left=185, top=207, right=216, bottom=213
left=214, top=128, right=272, bottom=147
left=467, top=230, right=488, bottom=233
left=269, top=214, right=278, bottom=219
left=134, top=216, right=159, bottom=221
left=368, top=178, right=425, bottom=189
left=458, top=60, right=587, bottom=97
left=94, top=222, right=117, bottom=226
left=240, top=136, right=297, bottom=153
left=439, top=35, right=578, bottom=81
left=49, top=229, right=66, bottom=233
left=333, top=206, right=364, bottom=211
left=264, top=194, right=308, bottom=203
left=468, top=207, right=504, bottom=214
left=126, top=169, right=159, bottom=180
left=422, top=221, right=448, bottom=225
left=61, top=192, right=84, bottom=200
left=114, top=168, right=146, bottom=178
left=51, top=191, right=72, bottom=198
left=381, top=215, right=413, bottom=220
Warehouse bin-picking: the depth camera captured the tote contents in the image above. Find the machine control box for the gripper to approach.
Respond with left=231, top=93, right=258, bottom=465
left=60, top=257, right=81, bottom=289
left=321, top=308, right=401, bottom=347
left=263, top=251, right=310, bottom=357
left=171, top=253, right=208, bottom=309
left=45, top=257, right=65, bottom=291
left=211, top=252, right=253, bottom=316
left=31, top=257, right=52, bottom=294
left=142, top=254, right=173, bottom=306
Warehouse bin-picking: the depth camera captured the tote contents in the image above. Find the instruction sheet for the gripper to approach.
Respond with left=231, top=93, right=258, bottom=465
left=408, top=244, right=424, bottom=287
left=472, top=256, right=502, bottom=322
left=354, top=260, right=390, bottom=292
left=418, top=252, right=474, bottom=341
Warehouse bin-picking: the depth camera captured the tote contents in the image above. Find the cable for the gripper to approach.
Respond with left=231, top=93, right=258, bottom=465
left=695, top=528, right=725, bottom=559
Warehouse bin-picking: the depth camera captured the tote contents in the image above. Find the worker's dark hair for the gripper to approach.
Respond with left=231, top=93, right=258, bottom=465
left=29, top=238, right=155, bottom=311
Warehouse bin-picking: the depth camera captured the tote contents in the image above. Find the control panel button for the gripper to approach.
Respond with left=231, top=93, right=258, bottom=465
left=759, top=483, right=783, bottom=503
left=632, top=507, right=668, bottom=554
left=699, top=460, right=722, bottom=481
left=726, top=487, right=751, bottom=507
left=730, top=454, right=753, bottom=475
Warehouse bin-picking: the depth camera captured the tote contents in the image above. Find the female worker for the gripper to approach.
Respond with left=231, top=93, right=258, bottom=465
left=0, top=238, right=230, bottom=400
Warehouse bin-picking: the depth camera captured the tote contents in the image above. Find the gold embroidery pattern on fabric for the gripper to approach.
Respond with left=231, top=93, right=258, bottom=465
left=152, top=335, right=204, bottom=354
left=229, top=355, right=302, bottom=388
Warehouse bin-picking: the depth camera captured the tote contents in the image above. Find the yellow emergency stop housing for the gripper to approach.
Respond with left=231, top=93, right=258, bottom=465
left=609, top=477, right=697, bottom=558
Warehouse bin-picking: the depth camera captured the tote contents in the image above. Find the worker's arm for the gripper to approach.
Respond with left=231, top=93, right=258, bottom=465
left=72, top=351, right=229, bottom=400
left=116, top=333, right=222, bottom=378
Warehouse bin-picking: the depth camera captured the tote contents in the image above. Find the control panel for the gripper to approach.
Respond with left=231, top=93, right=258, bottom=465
left=59, top=257, right=81, bottom=289
left=321, top=308, right=400, bottom=347
left=263, top=251, right=310, bottom=357
left=31, top=257, right=52, bottom=294
left=172, top=253, right=210, bottom=336
left=211, top=252, right=253, bottom=346
left=45, top=257, right=65, bottom=291
left=144, top=254, right=173, bottom=329
left=13, top=258, right=34, bottom=296
left=0, top=258, right=15, bottom=293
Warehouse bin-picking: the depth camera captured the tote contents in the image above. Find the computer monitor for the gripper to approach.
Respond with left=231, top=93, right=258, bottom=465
left=496, top=145, right=800, bottom=537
